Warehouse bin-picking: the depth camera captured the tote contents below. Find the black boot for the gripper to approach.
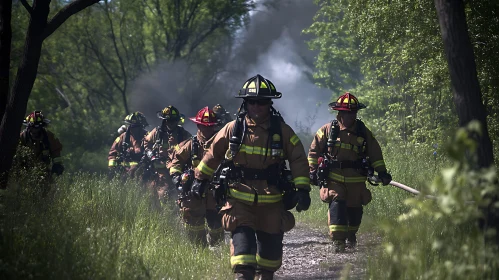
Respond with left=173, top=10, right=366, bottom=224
left=234, top=265, right=255, bottom=280
left=256, top=269, right=274, bottom=280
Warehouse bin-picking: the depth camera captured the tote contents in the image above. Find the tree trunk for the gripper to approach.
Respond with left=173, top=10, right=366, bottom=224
left=0, top=0, right=12, bottom=121
left=0, top=0, right=100, bottom=189
left=0, top=0, right=51, bottom=189
left=434, top=0, right=497, bottom=243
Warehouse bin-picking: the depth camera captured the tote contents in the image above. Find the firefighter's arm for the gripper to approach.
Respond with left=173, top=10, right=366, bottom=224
left=282, top=124, right=311, bottom=191
left=194, top=122, right=232, bottom=181
left=108, top=134, right=123, bottom=167
left=307, top=123, right=328, bottom=172
left=142, top=128, right=156, bottom=151
left=170, top=139, right=191, bottom=175
left=365, top=127, right=387, bottom=173
left=46, top=130, right=63, bottom=165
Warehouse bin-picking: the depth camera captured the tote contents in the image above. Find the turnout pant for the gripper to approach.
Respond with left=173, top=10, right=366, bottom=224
left=220, top=199, right=294, bottom=273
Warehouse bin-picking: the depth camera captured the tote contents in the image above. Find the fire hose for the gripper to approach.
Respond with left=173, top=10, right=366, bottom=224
left=368, top=175, right=437, bottom=200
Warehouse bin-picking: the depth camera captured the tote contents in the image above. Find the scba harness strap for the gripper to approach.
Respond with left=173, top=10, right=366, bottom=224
left=319, top=119, right=372, bottom=182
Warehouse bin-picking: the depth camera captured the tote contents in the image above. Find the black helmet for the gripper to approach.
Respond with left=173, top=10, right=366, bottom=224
left=156, top=105, right=181, bottom=122
left=124, top=111, right=149, bottom=127
left=235, top=74, right=282, bottom=99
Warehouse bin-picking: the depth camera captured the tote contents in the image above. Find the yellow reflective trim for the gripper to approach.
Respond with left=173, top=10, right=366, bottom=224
left=328, top=172, right=366, bottom=183
left=248, top=81, right=256, bottom=89
left=184, top=223, right=206, bottom=231
left=329, top=225, right=349, bottom=232
left=197, top=161, right=215, bottom=176
left=114, top=137, right=120, bottom=143
left=316, top=129, right=324, bottom=139
left=256, top=255, right=281, bottom=268
left=208, top=227, right=224, bottom=233
left=231, top=255, right=257, bottom=266
left=52, top=157, right=62, bottom=163
left=170, top=166, right=183, bottom=175
left=308, top=157, right=318, bottom=165
left=108, top=160, right=117, bottom=167
left=348, top=225, right=359, bottom=231
left=293, top=176, right=309, bottom=185
left=260, top=81, right=268, bottom=89
left=128, top=162, right=139, bottom=166
left=372, top=160, right=385, bottom=169
left=154, top=161, right=166, bottom=169
left=229, top=189, right=282, bottom=203
left=174, top=144, right=181, bottom=151
left=290, top=135, right=300, bottom=146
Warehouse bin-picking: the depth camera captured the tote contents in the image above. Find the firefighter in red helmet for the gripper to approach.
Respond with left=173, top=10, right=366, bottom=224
left=308, top=92, right=392, bottom=253
left=170, top=106, right=223, bottom=246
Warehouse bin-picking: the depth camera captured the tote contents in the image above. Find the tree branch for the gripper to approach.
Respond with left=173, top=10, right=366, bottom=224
left=42, top=0, right=100, bottom=40
left=19, top=0, right=33, bottom=14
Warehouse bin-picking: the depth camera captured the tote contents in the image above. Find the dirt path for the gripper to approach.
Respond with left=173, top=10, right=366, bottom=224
left=274, top=223, right=381, bottom=280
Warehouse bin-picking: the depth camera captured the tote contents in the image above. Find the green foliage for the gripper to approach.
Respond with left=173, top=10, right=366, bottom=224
left=305, top=0, right=499, bottom=162
left=367, top=121, right=499, bottom=279
left=0, top=174, right=232, bottom=279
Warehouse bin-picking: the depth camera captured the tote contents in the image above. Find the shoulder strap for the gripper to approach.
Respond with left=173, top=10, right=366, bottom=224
left=228, top=111, right=247, bottom=160
left=269, top=113, right=284, bottom=160
left=177, top=126, right=184, bottom=143
left=42, top=129, right=51, bottom=151
left=191, top=135, right=199, bottom=162
left=122, top=127, right=131, bottom=156
left=355, top=119, right=367, bottom=156
left=325, top=120, right=339, bottom=154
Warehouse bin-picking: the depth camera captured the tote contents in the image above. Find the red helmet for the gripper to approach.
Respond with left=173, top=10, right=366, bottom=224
left=329, top=92, right=366, bottom=111
left=189, top=106, right=218, bottom=126
left=23, top=111, right=50, bottom=127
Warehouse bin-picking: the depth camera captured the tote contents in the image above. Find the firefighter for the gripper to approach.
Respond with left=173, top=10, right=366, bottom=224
left=191, top=74, right=311, bottom=280
left=19, top=111, right=64, bottom=176
left=143, top=105, right=192, bottom=201
left=308, top=92, right=392, bottom=253
left=108, top=112, right=149, bottom=179
left=170, top=106, right=223, bottom=246
left=213, top=104, right=233, bottom=132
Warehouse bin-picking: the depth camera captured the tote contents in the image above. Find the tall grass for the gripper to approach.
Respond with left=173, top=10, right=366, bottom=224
left=0, top=173, right=232, bottom=279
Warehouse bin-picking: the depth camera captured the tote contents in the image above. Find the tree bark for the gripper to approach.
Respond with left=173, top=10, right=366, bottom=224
left=0, top=0, right=12, bottom=122
left=434, top=0, right=497, bottom=243
left=434, top=0, right=494, bottom=168
left=0, top=0, right=100, bottom=189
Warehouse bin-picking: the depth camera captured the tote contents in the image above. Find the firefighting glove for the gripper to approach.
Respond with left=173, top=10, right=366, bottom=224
left=309, top=171, right=318, bottom=186
left=51, top=163, right=64, bottom=176
left=294, top=189, right=311, bottom=212
left=378, top=171, right=392, bottom=186
left=171, top=173, right=181, bottom=188
left=191, top=179, right=208, bottom=199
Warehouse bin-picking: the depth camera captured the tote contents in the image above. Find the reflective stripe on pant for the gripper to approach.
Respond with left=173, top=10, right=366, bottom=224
left=206, top=210, right=223, bottom=244
left=231, top=226, right=257, bottom=269
left=328, top=200, right=348, bottom=240
left=230, top=226, right=283, bottom=272
left=256, top=230, right=283, bottom=271
left=347, top=206, right=363, bottom=241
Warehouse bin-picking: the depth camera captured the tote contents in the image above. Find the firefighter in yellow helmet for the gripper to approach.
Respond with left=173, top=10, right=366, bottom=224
left=212, top=104, right=233, bottom=132
left=143, top=105, right=192, bottom=201
left=19, top=111, right=64, bottom=176
left=170, top=106, right=223, bottom=246
left=308, top=92, right=392, bottom=253
left=108, top=112, right=149, bottom=179
left=191, top=74, right=311, bottom=280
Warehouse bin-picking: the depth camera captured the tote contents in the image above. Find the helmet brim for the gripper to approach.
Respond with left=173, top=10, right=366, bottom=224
left=189, top=117, right=217, bottom=126
left=328, top=102, right=367, bottom=111
left=235, top=92, right=282, bottom=99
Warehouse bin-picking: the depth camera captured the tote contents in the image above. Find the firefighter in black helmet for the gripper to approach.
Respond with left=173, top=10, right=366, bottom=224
left=192, top=74, right=311, bottom=280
